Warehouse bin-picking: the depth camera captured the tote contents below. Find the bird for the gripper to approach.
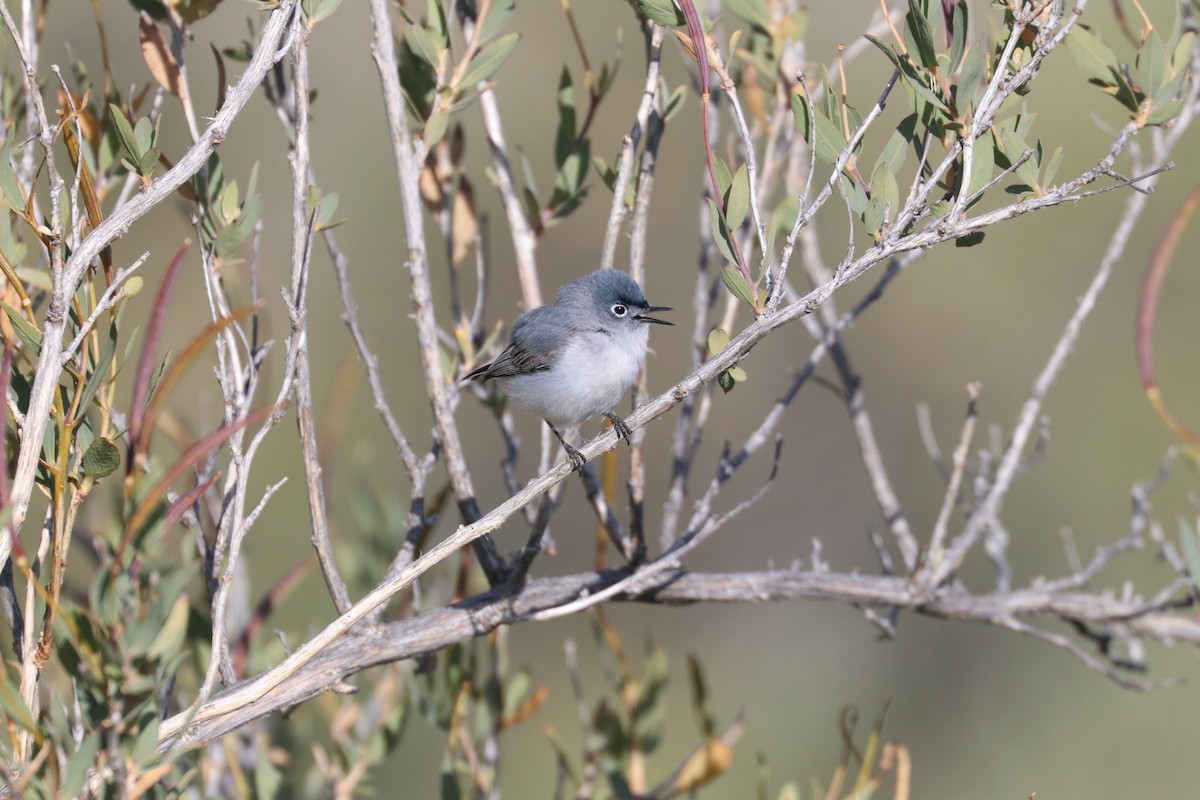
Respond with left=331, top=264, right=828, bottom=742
left=465, top=269, right=672, bottom=471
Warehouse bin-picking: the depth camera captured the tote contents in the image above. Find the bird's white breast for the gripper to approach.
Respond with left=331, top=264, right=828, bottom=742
left=500, top=325, right=649, bottom=429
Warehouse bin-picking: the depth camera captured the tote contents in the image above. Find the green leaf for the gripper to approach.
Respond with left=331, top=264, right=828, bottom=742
left=956, top=42, right=985, bottom=112
left=554, top=68, right=577, bottom=168
left=948, top=0, right=968, bottom=72
left=459, top=32, right=519, bottom=88
left=707, top=199, right=737, bottom=265
left=904, top=0, right=938, bottom=70
left=865, top=33, right=902, bottom=71
left=664, top=83, right=688, bottom=120
left=147, top=595, right=189, bottom=659
left=0, top=147, right=26, bottom=213
left=1144, top=99, right=1183, bottom=126
left=1107, top=66, right=1141, bottom=112
left=874, top=119, right=912, bottom=177
left=965, top=130, right=994, bottom=200
left=555, top=143, right=589, bottom=198
left=548, top=186, right=589, bottom=224
left=724, top=0, right=771, bottom=33
left=219, top=180, right=240, bottom=225
left=1040, top=145, right=1064, bottom=189
left=863, top=195, right=886, bottom=236
left=592, top=156, right=617, bottom=191
left=0, top=676, right=37, bottom=733
left=311, top=0, right=345, bottom=23
left=717, top=369, right=736, bottom=393
left=62, top=733, right=101, bottom=799
left=405, top=24, right=443, bottom=69
left=109, top=103, right=142, bottom=163
left=954, top=230, right=985, bottom=247
left=315, top=191, right=340, bottom=228
left=839, top=173, right=868, bottom=215
left=1066, top=26, right=1120, bottom=85
left=711, top=153, right=733, bottom=205
left=478, top=0, right=515, bottom=42
left=138, top=148, right=161, bottom=177
left=706, top=327, right=730, bottom=357
left=82, top=437, right=121, bottom=479
left=1, top=301, right=41, bottom=353
left=424, top=105, right=450, bottom=147
left=215, top=224, right=245, bottom=259
left=790, top=93, right=847, bottom=165
left=726, top=164, right=749, bottom=230
left=134, top=115, right=154, bottom=154
left=1134, top=32, right=1167, bottom=97
left=76, top=322, right=118, bottom=419
left=897, top=54, right=950, bottom=112
left=870, top=161, right=900, bottom=221
left=637, top=0, right=685, bottom=26
left=133, top=711, right=160, bottom=766
left=720, top=267, right=756, bottom=308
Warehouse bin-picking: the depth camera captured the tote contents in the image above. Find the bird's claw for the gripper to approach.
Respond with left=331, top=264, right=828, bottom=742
left=605, top=413, right=633, bottom=444
left=563, top=442, right=587, bottom=472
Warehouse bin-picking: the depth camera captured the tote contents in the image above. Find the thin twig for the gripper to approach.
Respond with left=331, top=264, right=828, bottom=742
left=928, top=383, right=981, bottom=562
left=369, top=0, right=506, bottom=585
left=287, top=21, right=352, bottom=614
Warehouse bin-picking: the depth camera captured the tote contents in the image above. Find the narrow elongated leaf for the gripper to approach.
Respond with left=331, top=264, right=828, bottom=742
left=74, top=322, right=118, bottom=423
left=956, top=42, right=985, bottom=111
left=459, top=33, right=519, bottom=88
left=1066, top=26, right=1119, bottom=85
left=790, top=93, right=847, bottom=164
left=711, top=153, right=733, bottom=204
left=0, top=147, right=26, bottom=213
left=637, top=0, right=685, bottom=26
left=726, top=164, right=749, bottom=230
left=948, top=0, right=967, bottom=71
left=904, top=0, right=938, bottom=70
left=478, top=0, right=515, bottom=41
left=720, top=267, right=755, bottom=308
left=109, top=103, right=142, bottom=163
left=1, top=301, right=41, bottom=353
left=62, top=733, right=101, bottom=799
left=706, top=199, right=737, bottom=265
left=1134, top=32, right=1166, bottom=97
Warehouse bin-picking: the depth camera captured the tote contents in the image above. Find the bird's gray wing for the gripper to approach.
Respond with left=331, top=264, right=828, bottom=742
left=466, top=306, right=565, bottom=381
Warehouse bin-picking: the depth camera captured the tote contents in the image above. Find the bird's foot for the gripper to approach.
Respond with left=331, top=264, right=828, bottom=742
left=562, top=441, right=587, bottom=472
left=604, top=412, right=633, bottom=444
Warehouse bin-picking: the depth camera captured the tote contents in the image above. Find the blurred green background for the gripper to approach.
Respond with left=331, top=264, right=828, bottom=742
left=31, top=0, right=1200, bottom=795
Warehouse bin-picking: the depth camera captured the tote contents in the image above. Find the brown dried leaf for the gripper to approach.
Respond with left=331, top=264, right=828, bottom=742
left=740, top=62, right=769, bottom=128
left=139, top=12, right=183, bottom=100
left=673, top=29, right=698, bottom=63
left=0, top=277, right=21, bottom=348
left=451, top=176, right=478, bottom=265
left=58, top=88, right=102, bottom=156
left=418, top=162, right=442, bottom=207
left=501, top=685, right=548, bottom=729
left=674, top=740, right=733, bottom=793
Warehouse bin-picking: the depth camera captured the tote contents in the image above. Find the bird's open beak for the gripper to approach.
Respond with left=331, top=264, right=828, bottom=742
left=636, top=306, right=674, bottom=326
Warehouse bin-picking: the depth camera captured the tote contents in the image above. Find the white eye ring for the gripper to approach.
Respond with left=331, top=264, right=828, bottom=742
left=611, top=304, right=628, bottom=317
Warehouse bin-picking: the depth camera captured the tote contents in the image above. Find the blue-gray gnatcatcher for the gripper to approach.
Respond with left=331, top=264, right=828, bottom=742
left=466, top=269, right=672, bottom=470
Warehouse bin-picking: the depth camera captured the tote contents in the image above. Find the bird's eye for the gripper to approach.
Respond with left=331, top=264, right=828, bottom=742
left=611, top=304, right=627, bottom=317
